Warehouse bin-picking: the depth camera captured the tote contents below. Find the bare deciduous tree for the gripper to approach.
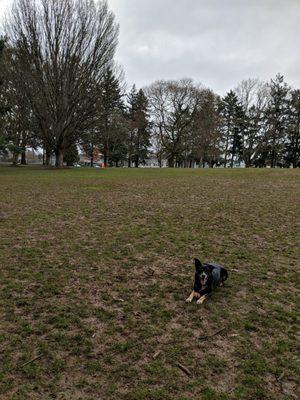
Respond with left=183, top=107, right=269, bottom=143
left=5, top=0, right=119, bottom=166
left=190, top=89, right=222, bottom=168
left=235, top=79, right=270, bottom=167
left=146, top=79, right=201, bottom=168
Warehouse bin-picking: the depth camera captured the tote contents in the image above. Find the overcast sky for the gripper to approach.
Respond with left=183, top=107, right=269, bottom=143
left=1, top=0, right=299, bottom=95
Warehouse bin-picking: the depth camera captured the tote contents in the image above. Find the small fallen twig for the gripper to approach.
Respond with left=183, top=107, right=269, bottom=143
left=278, top=372, right=285, bottom=381
left=276, top=371, right=285, bottom=393
left=166, top=270, right=174, bottom=276
left=176, top=362, right=192, bottom=377
left=112, top=297, right=125, bottom=302
left=20, top=354, right=43, bottom=368
left=199, top=327, right=226, bottom=341
left=153, top=350, right=161, bottom=359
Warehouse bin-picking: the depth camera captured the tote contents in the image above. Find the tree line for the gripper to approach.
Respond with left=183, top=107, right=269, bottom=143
left=0, top=0, right=299, bottom=168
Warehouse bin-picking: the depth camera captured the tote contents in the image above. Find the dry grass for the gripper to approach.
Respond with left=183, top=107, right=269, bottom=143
left=0, top=166, right=299, bottom=400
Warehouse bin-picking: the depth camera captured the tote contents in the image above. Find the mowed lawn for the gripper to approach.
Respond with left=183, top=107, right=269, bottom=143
left=0, top=166, right=299, bottom=400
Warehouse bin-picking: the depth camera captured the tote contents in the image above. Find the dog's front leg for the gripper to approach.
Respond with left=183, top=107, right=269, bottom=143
left=196, top=295, right=208, bottom=304
left=186, top=291, right=195, bottom=303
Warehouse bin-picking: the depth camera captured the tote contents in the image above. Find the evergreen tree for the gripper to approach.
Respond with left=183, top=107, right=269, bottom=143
left=80, top=128, right=98, bottom=167
left=108, top=110, right=129, bottom=167
left=126, top=85, right=138, bottom=167
left=64, top=144, right=79, bottom=167
left=285, top=89, right=300, bottom=167
left=241, top=104, right=264, bottom=167
left=220, top=91, right=244, bottom=167
left=0, top=46, right=40, bottom=165
left=127, top=86, right=151, bottom=167
left=230, top=117, right=244, bottom=167
left=98, top=67, right=124, bottom=167
left=265, top=74, right=290, bottom=167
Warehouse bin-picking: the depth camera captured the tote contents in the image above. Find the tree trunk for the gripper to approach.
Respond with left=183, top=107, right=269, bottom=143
left=12, top=151, right=19, bottom=166
left=244, top=151, right=251, bottom=168
left=230, top=153, right=234, bottom=168
left=270, top=134, right=276, bottom=168
left=224, top=134, right=229, bottom=168
left=168, top=156, right=174, bottom=168
left=158, top=155, right=162, bottom=168
left=135, top=155, right=139, bottom=168
left=21, top=151, right=27, bottom=165
left=293, top=128, right=299, bottom=167
left=44, top=147, right=51, bottom=166
left=45, top=153, right=51, bottom=166
left=91, top=144, right=94, bottom=167
left=270, top=151, right=275, bottom=168
left=55, top=147, right=64, bottom=167
left=103, top=148, right=108, bottom=168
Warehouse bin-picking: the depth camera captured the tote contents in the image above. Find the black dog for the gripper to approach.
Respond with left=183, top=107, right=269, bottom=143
left=186, top=258, right=228, bottom=304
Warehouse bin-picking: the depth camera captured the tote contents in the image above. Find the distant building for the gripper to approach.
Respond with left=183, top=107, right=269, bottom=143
left=79, top=149, right=104, bottom=166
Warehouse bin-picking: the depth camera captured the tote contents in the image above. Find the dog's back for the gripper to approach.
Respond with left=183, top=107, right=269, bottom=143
left=205, top=263, right=228, bottom=288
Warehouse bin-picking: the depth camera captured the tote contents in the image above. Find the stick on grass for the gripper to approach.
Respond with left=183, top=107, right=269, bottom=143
left=176, top=363, right=192, bottom=377
left=20, top=354, right=43, bottom=368
left=199, top=328, right=226, bottom=341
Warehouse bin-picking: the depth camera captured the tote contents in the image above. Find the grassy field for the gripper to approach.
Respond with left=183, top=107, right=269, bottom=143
left=0, top=166, right=299, bottom=400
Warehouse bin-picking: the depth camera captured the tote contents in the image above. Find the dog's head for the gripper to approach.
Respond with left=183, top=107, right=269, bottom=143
left=194, top=258, right=211, bottom=289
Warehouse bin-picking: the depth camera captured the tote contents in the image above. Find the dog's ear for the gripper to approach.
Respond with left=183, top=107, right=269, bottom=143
left=194, top=258, right=202, bottom=272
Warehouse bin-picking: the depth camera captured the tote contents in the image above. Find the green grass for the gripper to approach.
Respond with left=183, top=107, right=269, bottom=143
left=0, top=166, right=299, bottom=400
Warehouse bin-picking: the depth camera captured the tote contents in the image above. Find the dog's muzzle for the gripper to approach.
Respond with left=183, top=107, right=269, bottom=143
left=200, top=274, right=207, bottom=285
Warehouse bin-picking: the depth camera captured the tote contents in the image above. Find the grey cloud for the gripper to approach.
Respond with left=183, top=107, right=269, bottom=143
left=108, top=0, right=300, bottom=94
